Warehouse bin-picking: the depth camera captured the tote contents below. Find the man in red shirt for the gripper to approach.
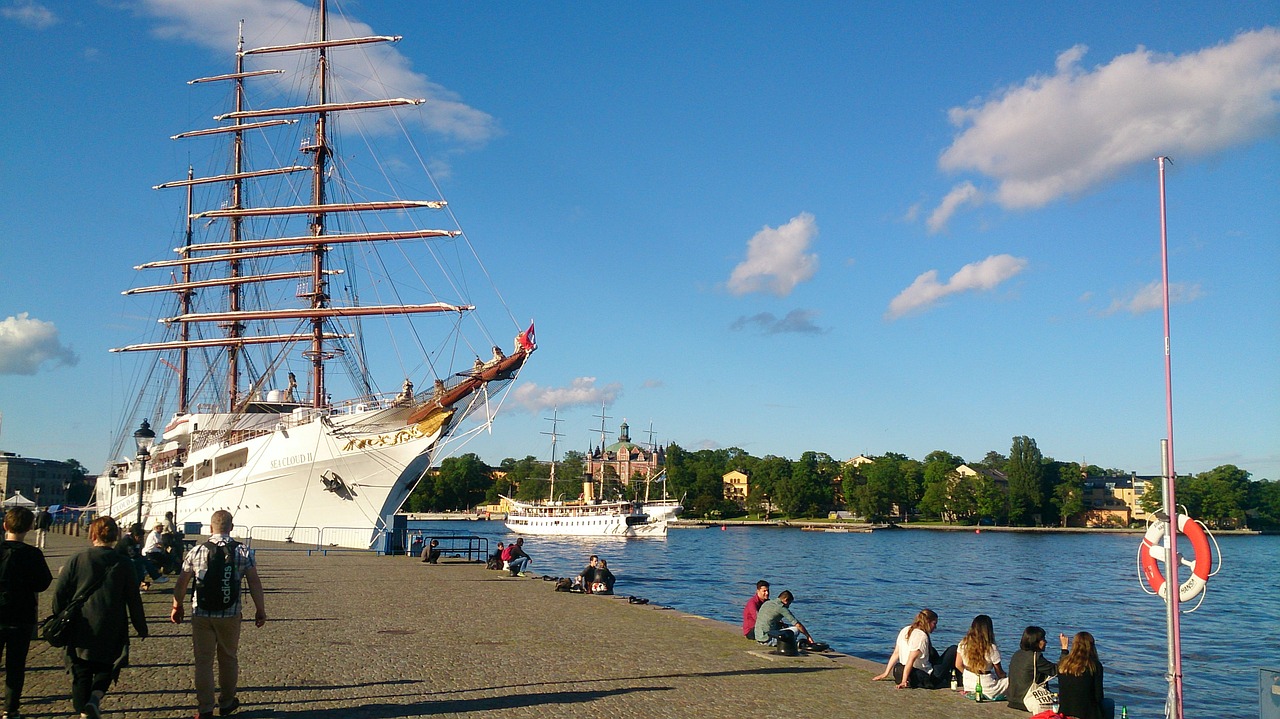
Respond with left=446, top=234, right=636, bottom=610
left=742, top=580, right=770, bottom=638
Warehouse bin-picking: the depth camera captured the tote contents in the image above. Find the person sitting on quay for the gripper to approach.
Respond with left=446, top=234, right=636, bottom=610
left=752, top=590, right=815, bottom=654
left=1057, top=631, right=1112, bottom=719
left=742, top=580, right=769, bottom=639
left=420, top=539, right=441, bottom=564
left=117, top=523, right=166, bottom=591
left=590, top=559, right=616, bottom=595
left=142, top=523, right=169, bottom=574
left=872, top=608, right=958, bottom=689
left=1006, top=625, right=1067, bottom=712
left=955, top=614, right=1009, bottom=699
left=505, top=537, right=531, bottom=577
left=487, top=542, right=505, bottom=570
left=576, top=555, right=599, bottom=593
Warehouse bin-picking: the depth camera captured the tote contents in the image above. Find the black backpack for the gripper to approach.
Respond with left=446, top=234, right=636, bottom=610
left=195, top=540, right=241, bottom=612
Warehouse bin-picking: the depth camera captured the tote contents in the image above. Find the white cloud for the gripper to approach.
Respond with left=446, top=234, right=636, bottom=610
left=730, top=309, right=825, bottom=335
left=1, top=0, right=57, bottom=29
left=933, top=28, right=1280, bottom=226
left=510, top=377, right=622, bottom=414
left=727, top=213, right=819, bottom=297
left=1100, top=281, right=1203, bottom=316
left=0, top=313, right=78, bottom=375
left=927, top=181, right=984, bottom=233
left=886, top=254, right=1027, bottom=320
left=136, top=0, right=496, bottom=143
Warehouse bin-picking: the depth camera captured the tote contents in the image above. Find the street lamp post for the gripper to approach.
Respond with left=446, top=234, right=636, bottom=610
left=133, top=419, right=156, bottom=529
left=171, top=485, right=186, bottom=530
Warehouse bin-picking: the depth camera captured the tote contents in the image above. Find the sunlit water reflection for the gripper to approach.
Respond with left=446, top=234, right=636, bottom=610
left=412, top=521, right=1278, bottom=719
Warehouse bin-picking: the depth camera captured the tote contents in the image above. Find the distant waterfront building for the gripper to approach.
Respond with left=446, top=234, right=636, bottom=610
left=0, top=452, right=76, bottom=507
left=845, top=455, right=874, bottom=467
left=584, top=421, right=663, bottom=487
left=1081, top=474, right=1156, bottom=527
left=723, top=470, right=749, bottom=506
left=955, top=464, right=1009, bottom=487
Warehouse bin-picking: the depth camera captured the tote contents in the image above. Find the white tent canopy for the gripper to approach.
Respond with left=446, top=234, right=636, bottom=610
left=3, top=492, right=36, bottom=508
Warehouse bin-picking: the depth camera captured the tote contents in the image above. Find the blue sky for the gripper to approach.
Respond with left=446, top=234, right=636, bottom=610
left=1, top=1, right=1276, bottom=481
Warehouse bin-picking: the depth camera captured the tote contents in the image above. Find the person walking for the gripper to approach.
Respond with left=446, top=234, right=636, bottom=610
left=1, top=507, right=53, bottom=719
left=33, top=508, right=52, bottom=550
left=52, top=516, right=148, bottom=719
left=170, top=510, right=267, bottom=719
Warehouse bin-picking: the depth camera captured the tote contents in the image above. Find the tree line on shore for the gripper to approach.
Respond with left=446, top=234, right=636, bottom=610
left=403, top=435, right=1279, bottom=529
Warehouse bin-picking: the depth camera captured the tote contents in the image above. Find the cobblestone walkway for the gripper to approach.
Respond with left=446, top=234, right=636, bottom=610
left=23, top=531, right=1022, bottom=718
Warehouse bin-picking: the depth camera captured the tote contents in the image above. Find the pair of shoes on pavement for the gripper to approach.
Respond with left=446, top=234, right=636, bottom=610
left=195, top=697, right=240, bottom=719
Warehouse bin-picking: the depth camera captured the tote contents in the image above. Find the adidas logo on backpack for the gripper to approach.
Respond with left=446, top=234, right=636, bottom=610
left=196, top=540, right=241, bottom=612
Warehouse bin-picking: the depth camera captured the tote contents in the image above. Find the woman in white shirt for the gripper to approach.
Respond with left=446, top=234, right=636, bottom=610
left=955, top=614, right=1009, bottom=699
left=872, top=608, right=958, bottom=689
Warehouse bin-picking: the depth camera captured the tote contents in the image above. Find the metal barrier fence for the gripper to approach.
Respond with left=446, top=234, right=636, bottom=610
left=403, top=529, right=488, bottom=563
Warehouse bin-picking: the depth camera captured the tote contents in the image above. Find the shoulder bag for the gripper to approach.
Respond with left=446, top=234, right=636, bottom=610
left=40, top=570, right=107, bottom=648
left=1022, top=651, right=1058, bottom=713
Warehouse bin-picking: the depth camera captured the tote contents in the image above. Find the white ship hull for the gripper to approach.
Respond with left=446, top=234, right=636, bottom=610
left=100, top=403, right=453, bottom=548
left=503, top=498, right=667, bottom=538
left=641, top=499, right=683, bottom=523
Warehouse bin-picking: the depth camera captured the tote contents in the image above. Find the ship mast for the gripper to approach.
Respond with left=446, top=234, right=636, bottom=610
left=227, top=23, right=248, bottom=410
left=305, top=0, right=333, bottom=409
left=542, top=408, right=561, bottom=503
left=178, top=166, right=194, bottom=414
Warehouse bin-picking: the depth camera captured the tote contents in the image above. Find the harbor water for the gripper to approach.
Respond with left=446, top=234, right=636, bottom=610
left=411, top=520, right=1277, bottom=719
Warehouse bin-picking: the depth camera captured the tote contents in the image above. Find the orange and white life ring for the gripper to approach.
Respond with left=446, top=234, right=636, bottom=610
left=1140, top=514, right=1212, bottom=602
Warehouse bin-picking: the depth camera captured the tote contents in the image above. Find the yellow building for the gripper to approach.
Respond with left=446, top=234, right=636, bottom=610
left=722, top=470, right=749, bottom=506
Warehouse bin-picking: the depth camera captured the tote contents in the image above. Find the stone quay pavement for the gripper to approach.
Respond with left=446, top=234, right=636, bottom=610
left=23, top=530, right=1024, bottom=719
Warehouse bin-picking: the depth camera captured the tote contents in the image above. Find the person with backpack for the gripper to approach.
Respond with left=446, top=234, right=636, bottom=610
left=1, top=507, right=53, bottom=718
left=169, top=510, right=266, bottom=719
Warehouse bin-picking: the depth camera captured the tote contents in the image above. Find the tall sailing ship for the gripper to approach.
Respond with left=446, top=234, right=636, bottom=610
left=99, top=1, right=534, bottom=548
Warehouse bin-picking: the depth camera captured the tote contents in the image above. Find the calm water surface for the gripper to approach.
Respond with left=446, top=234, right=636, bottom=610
left=414, top=522, right=1278, bottom=719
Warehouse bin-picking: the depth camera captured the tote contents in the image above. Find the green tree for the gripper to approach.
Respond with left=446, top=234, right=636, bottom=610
left=854, top=455, right=900, bottom=522
left=1052, top=463, right=1084, bottom=527
left=1193, top=465, right=1250, bottom=528
left=840, top=462, right=866, bottom=512
left=919, top=451, right=964, bottom=521
left=748, top=455, right=791, bottom=513
left=974, top=476, right=1008, bottom=524
left=64, top=459, right=92, bottom=505
left=666, top=444, right=735, bottom=517
left=1249, top=479, right=1280, bottom=527
left=776, top=451, right=836, bottom=518
left=433, top=453, right=491, bottom=510
left=980, top=451, right=1009, bottom=471
left=1006, top=436, right=1044, bottom=525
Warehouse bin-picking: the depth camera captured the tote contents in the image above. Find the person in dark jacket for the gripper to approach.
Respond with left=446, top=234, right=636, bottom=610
left=116, top=523, right=164, bottom=590
left=1006, top=625, right=1068, bottom=712
left=1058, top=631, right=1111, bottom=719
left=1, top=507, right=53, bottom=718
left=591, top=558, right=616, bottom=595
left=33, top=507, right=52, bottom=549
left=53, top=516, right=148, bottom=719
